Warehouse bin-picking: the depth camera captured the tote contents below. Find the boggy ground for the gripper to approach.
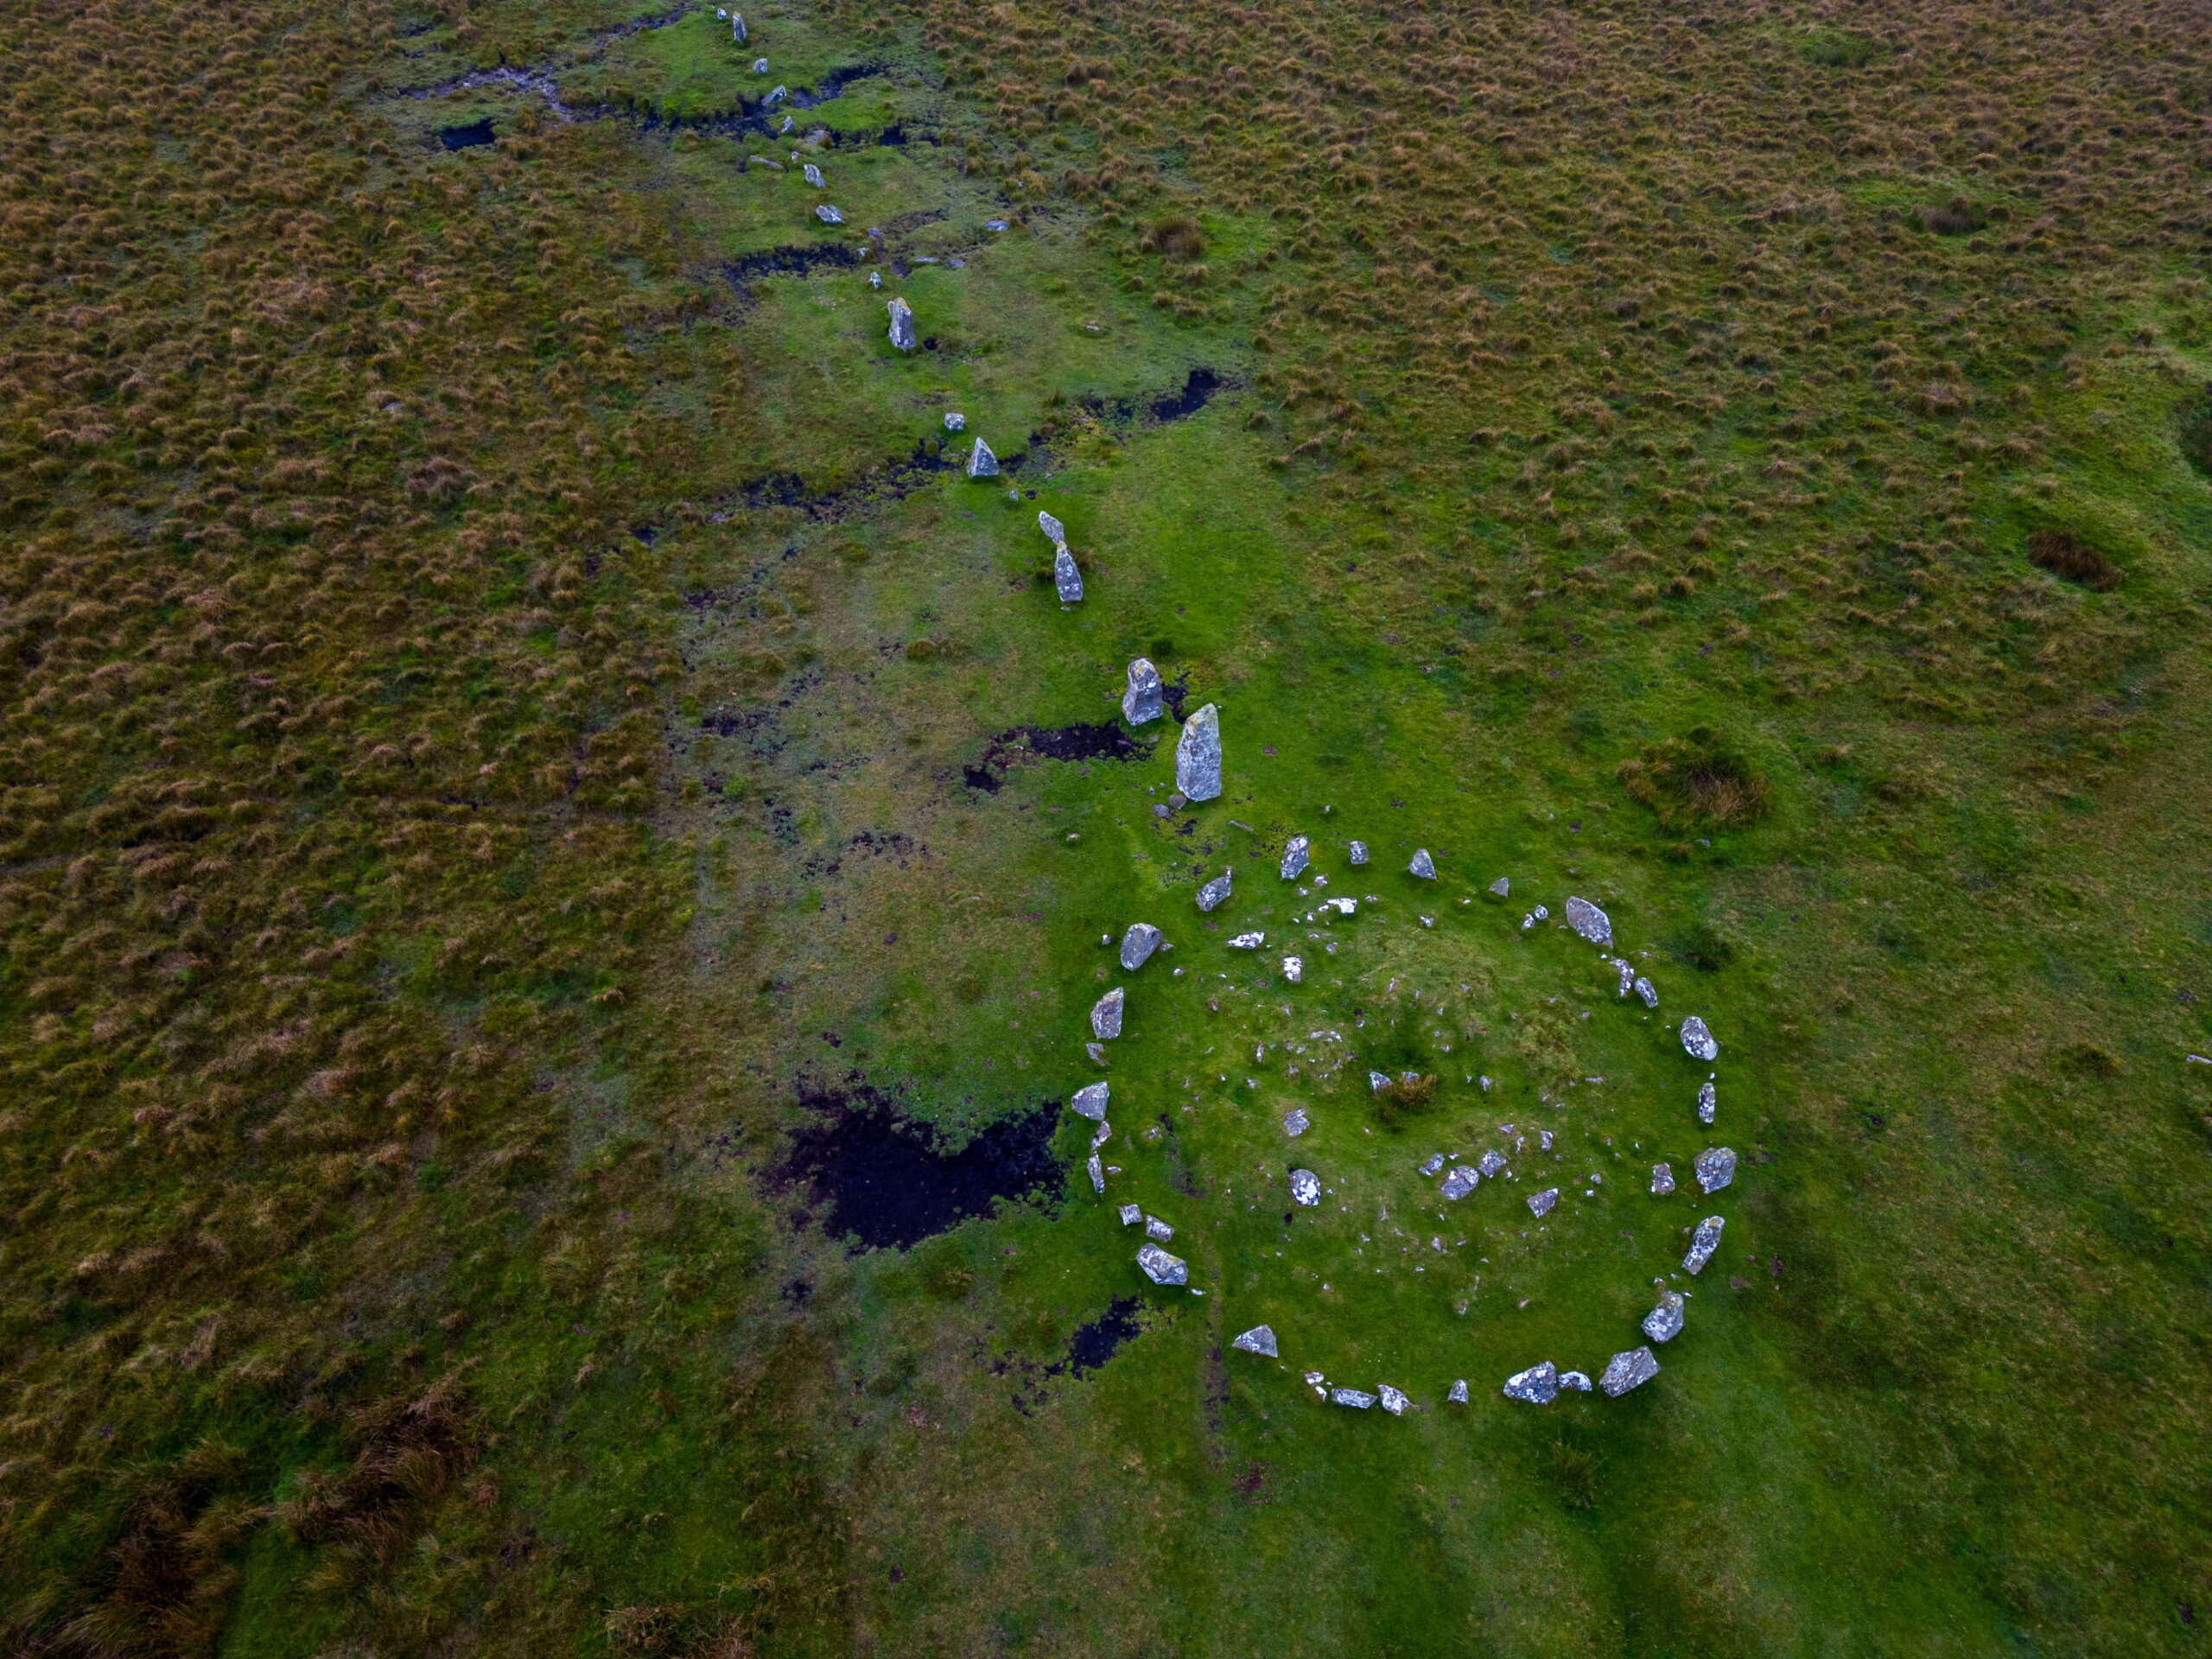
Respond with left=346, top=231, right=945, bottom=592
left=2, top=0, right=2209, bottom=1656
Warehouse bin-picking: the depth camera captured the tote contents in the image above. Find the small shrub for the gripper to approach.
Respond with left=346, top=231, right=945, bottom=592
left=1617, top=727, right=1774, bottom=830
left=2025, top=529, right=2120, bottom=591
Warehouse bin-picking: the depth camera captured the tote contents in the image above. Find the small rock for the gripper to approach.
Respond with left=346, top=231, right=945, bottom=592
left=1564, top=896, right=1611, bottom=944
left=1289, top=1168, right=1321, bottom=1206
left=1643, top=1290, right=1685, bottom=1344
left=1280, top=836, right=1311, bottom=880
left=966, top=437, right=999, bottom=479
left=1120, top=922, right=1162, bottom=971
left=1090, top=988, right=1124, bottom=1040
left=1478, top=1149, right=1509, bottom=1179
left=1489, top=876, right=1510, bottom=896
left=1408, top=849, right=1438, bottom=880
left=1368, top=1071, right=1390, bottom=1092
left=804, top=162, right=824, bottom=187
left=1090, top=1119, right=1111, bottom=1151
left=985, top=217, right=1008, bottom=232
left=886, top=296, right=915, bottom=351
left=1447, top=1378, right=1470, bottom=1404
left=1118, top=1203, right=1142, bottom=1226
left=1228, top=931, right=1264, bottom=949
left=1560, top=1370, right=1592, bottom=1392
left=1087, top=1153, right=1104, bottom=1193
left=1122, top=658, right=1163, bottom=725
left=1167, top=792, right=1188, bottom=810
left=1528, top=1186, right=1560, bottom=1217
left=1698, top=1081, right=1716, bottom=1124
left=1681, top=1015, right=1719, bottom=1061
left=1086, top=1041, right=1104, bottom=1064
left=1419, top=1153, right=1446, bottom=1177
left=1378, top=1384, right=1409, bottom=1415
left=1053, top=546, right=1084, bottom=603
left=1694, top=1146, right=1737, bottom=1194
left=1038, top=509, right=1067, bottom=548
left=1503, top=1361, right=1559, bottom=1405
left=752, top=56, right=768, bottom=72
left=1136, top=1243, right=1187, bottom=1286
left=1440, top=1166, right=1479, bottom=1200
left=1650, top=1162, right=1675, bottom=1196
left=943, top=410, right=964, bottom=431
left=1613, top=958, right=1635, bottom=996
left=869, top=270, right=881, bottom=289
left=1145, top=1214, right=1175, bottom=1243
left=815, top=203, right=843, bottom=224
left=1634, top=976, right=1658, bottom=1009
left=1535, top=904, right=1549, bottom=920
left=1599, top=1346, right=1661, bottom=1397
left=1231, top=1325, right=1278, bottom=1357
left=1330, top=1387, right=1376, bottom=1409
left=1683, top=1215, right=1725, bottom=1274
left=1176, top=702, right=1224, bottom=801
left=1283, top=1107, right=1309, bottom=1137
left=1349, top=841, right=1370, bottom=866
left=1070, top=1081, right=1109, bottom=1122
left=1196, top=870, right=1233, bottom=912
left=1282, top=956, right=1303, bottom=982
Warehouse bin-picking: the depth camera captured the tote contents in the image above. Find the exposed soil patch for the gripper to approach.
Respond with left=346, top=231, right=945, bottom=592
left=2026, top=527, right=2122, bottom=590
left=779, top=1081, right=1065, bottom=1250
left=963, top=722, right=1153, bottom=791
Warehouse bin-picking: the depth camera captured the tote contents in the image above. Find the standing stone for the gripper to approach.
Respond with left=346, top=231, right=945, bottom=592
left=814, top=203, right=843, bottom=224
left=1683, top=1215, right=1724, bottom=1274
left=1650, top=1162, right=1675, bottom=1196
left=1643, top=1289, right=1685, bottom=1344
left=1280, top=836, right=1310, bottom=880
left=1447, top=1378, right=1470, bottom=1404
left=1680, top=1015, right=1719, bottom=1061
left=1120, top=922, right=1162, bottom=971
left=1288, top=1168, right=1321, bottom=1206
left=1136, top=1243, right=1187, bottom=1286
left=1176, top=703, right=1223, bottom=801
left=1614, top=959, right=1635, bottom=996
left=1329, top=1387, right=1376, bottom=1409
left=886, top=296, right=916, bottom=352
left=1440, top=1166, right=1479, bottom=1200
left=1528, top=1186, right=1559, bottom=1217
left=732, top=12, right=747, bottom=42
left=1599, top=1346, right=1661, bottom=1397
left=1488, top=875, right=1510, bottom=896
left=1118, top=1203, right=1141, bottom=1225
left=1478, top=1149, right=1509, bottom=1179
left=1038, top=509, right=1067, bottom=548
left=1694, top=1146, right=1736, bottom=1194
left=1231, top=1325, right=1279, bottom=1357
left=1070, top=1081, right=1109, bottom=1121
left=1282, top=956, right=1303, bottom=982
left=1408, top=849, right=1437, bottom=880
left=944, top=410, right=965, bottom=431
left=1698, top=1081, right=1717, bottom=1124
left=1503, top=1361, right=1559, bottom=1404
left=1087, top=1153, right=1104, bottom=1192
left=1196, top=869, right=1232, bottom=911
left=804, top=162, right=824, bottom=187
left=766, top=83, right=789, bottom=103
left=1377, top=1384, right=1409, bottom=1415
left=1564, top=896, right=1611, bottom=945
left=966, top=437, right=999, bottom=479
left=1122, top=658, right=1163, bottom=725
left=1634, top=976, right=1658, bottom=1009
left=1349, top=840, right=1370, bottom=866
left=752, top=56, right=768, bottom=72
left=1053, top=547, right=1084, bottom=603
left=1090, top=988, right=1124, bottom=1040
left=1282, top=1107, right=1309, bottom=1136
left=1145, top=1214, right=1174, bottom=1242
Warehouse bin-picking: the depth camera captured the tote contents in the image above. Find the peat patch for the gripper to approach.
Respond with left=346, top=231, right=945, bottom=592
left=1088, top=366, right=1229, bottom=428
left=1058, top=1297, right=1145, bottom=1376
left=439, top=119, right=496, bottom=149
left=779, top=1082, right=1064, bottom=1249
left=723, top=244, right=863, bottom=285
left=727, top=437, right=957, bottom=521
left=964, top=722, right=1152, bottom=791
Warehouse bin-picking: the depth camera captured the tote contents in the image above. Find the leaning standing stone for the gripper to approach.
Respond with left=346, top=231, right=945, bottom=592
left=1120, top=922, right=1162, bottom=970
left=1176, top=703, right=1223, bottom=801
left=886, top=296, right=916, bottom=351
left=1683, top=1215, right=1724, bottom=1274
left=1196, top=869, right=1233, bottom=911
left=1643, top=1289, right=1685, bottom=1344
left=1288, top=1168, right=1321, bottom=1206
left=1694, top=1146, right=1736, bottom=1194
left=1136, top=1243, right=1188, bottom=1286
left=1090, top=988, right=1124, bottom=1040
left=1599, top=1346, right=1660, bottom=1397
left=1680, top=1015, right=1719, bottom=1061
left=966, top=437, right=999, bottom=479
left=1053, top=546, right=1084, bottom=603
left=1122, top=658, right=1163, bottom=725
left=1038, top=509, right=1067, bottom=548
left=1280, top=836, right=1310, bottom=880
left=1231, top=1325, right=1279, bottom=1357
left=1564, top=896, right=1611, bottom=945
left=1503, top=1361, right=1559, bottom=1404
left=1070, top=1081, right=1109, bottom=1121
left=1408, top=849, right=1437, bottom=880
left=804, top=162, right=825, bottom=187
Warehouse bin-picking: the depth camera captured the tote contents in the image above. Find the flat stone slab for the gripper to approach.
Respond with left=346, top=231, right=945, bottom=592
left=1440, top=1166, right=1479, bottom=1200
left=1289, top=1168, right=1322, bottom=1206
left=1564, top=896, right=1611, bottom=945
left=1683, top=1215, right=1724, bottom=1274
left=1503, top=1360, right=1559, bottom=1404
left=1280, top=835, right=1310, bottom=880
left=1070, top=1081, right=1109, bottom=1121
left=1136, top=1243, right=1187, bottom=1286
left=1197, top=871, right=1233, bottom=911
left=1120, top=922, right=1162, bottom=971
left=1694, top=1146, right=1737, bottom=1194
left=1599, top=1346, right=1661, bottom=1397
left=1330, top=1387, right=1376, bottom=1409
left=1643, top=1289, right=1685, bottom=1344
left=1681, top=1014, right=1719, bottom=1061
left=1231, top=1325, right=1278, bottom=1357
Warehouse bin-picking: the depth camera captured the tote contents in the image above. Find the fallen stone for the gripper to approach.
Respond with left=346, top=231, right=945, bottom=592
left=1176, top=703, right=1224, bottom=801
left=1447, top=1378, right=1470, bottom=1404
left=1681, top=1015, right=1719, bottom=1061
left=1694, top=1146, right=1736, bottom=1194
left=1409, top=849, right=1438, bottom=880
left=1697, top=1081, right=1716, bottom=1124
left=1478, top=1149, right=1509, bottom=1179
left=1560, top=1370, right=1592, bottom=1392
left=1650, top=1163, right=1675, bottom=1196
left=886, top=296, right=915, bottom=351
left=1087, top=1153, right=1103, bottom=1192
left=944, top=410, right=965, bottom=431
left=1440, top=1166, right=1479, bottom=1200
left=966, top=437, right=999, bottom=479
left=1091, top=988, right=1124, bottom=1040
left=1122, top=658, right=1163, bottom=725
left=1145, top=1214, right=1174, bottom=1242
left=1053, top=547, right=1084, bottom=603
left=1643, top=1289, right=1685, bottom=1344
left=1529, top=1186, right=1560, bottom=1217
left=1196, top=870, right=1233, bottom=912
left=1228, top=931, right=1264, bottom=949
left=1120, top=923, right=1162, bottom=971
left=1038, top=509, right=1067, bottom=548
left=1070, top=1081, right=1109, bottom=1121
left=1086, top=1042, right=1105, bottom=1064
left=1565, top=896, right=1611, bottom=945
left=1231, top=1325, right=1278, bottom=1357
left=804, top=162, right=824, bottom=187
left=1289, top=1168, right=1321, bottom=1206
left=1378, top=1384, right=1409, bottom=1415
left=1350, top=841, right=1370, bottom=866
left=1503, top=1361, right=1559, bottom=1404
left=1137, top=1243, right=1187, bottom=1286
left=1420, top=1153, right=1446, bottom=1177
left=1683, top=1215, right=1724, bottom=1274
left=1090, top=1120, right=1111, bottom=1150
left=1282, top=1107, right=1309, bottom=1137
left=1280, top=836, right=1311, bottom=880
left=1282, top=956, right=1303, bottom=982
left=1489, top=875, right=1510, bottom=896
left=1119, top=1203, right=1142, bottom=1226
left=815, top=203, right=844, bottom=224
left=1599, top=1346, right=1660, bottom=1397
left=1635, top=976, right=1658, bottom=1009
left=1330, top=1387, right=1376, bottom=1409
left=779, top=113, right=793, bottom=134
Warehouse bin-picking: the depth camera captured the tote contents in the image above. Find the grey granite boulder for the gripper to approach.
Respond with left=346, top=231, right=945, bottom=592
left=1053, top=547, right=1084, bottom=603
left=1378, top=1384, right=1409, bottom=1415
left=1447, top=1378, right=1470, bottom=1404
left=1330, top=1387, right=1376, bottom=1408
left=1120, top=923, right=1162, bottom=971
left=804, top=161, right=824, bottom=187
left=1503, top=1361, right=1559, bottom=1404
left=1145, top=1214, right=1174, bottom=1242
left=1614, top=958, right=1635, bottom=996
left=1680, top=1015, right=1719, bottom=1061
left=1280, top=836, right=1310, bottom=880
left=1409, top=849, right=1437, bottom=880
left=1440, top=1166, right=1479, bottom=1200
left=1529, top=1186, right=1560, bottom=1218
left=1136, top=1243, right=1187, bottom=1286
left=1694, top=1146, right=1736, bottom=1194
left=1650, top=1162, right=1675, bottom=1196
left=1122, top=658, right=1163, bottom=725
left=1282, top=1107, right=1309, bottom=1136
left=1599, top=1346, right=1660, bottom=1397
left=1683, top=1215, right=1724, bottom=1274
left=1119, top=1203, right=1142, bottom=1226
left=943, top=410, right=964, bottom=431
left=1196, top=870, right=1233, bottom=911
left=1231, top=1325, right=1278, bottom=1357
left=1489, top=876, right=1510, bottom=896
left=1289, top=1168, right=1321, bottom=1206
left=1070, top=1081, right=1109, bottom=1121
left=1090, top=988, right=1124, bottom=1040
left=1176, top=703, right=1223, bottom=801
left=1349, top=841, right=1370, bottom=866
left=752, top=55, right=768, bottom=72
left=1697, top=1081, right=1716, bottom=1124
left=1038, top=509, right=1067, bottom=548
left=765, top=82, right=785, bottom=101
left=1643, top=1289, right=1685, bottom=1344
left=1564, top=896, right=1611, bottom=945
left=966, top=437, right=998, bottom=479
left=1478, top=1149, right=1509, bottom=1179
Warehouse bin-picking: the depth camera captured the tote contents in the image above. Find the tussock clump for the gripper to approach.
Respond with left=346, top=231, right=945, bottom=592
left=2025, top=529, right=2121, bottom=591
left=1618, top=728, right=1774, bottom=830
left=1145, top=213, right=1206, bottom=262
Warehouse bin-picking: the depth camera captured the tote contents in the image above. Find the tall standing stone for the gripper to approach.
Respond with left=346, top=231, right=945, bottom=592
left=1176, top=703, right=1223, bottom=801
left=886, top=296, right=916, bottom=352
left=1053, top=547, right=1084, bottom=603
left=1122, top=658, right=1163, bottom=725
left=1119, top=922, right=1161, bottom=970
left=732, top=12, right=747, bottom=42
left=1090, top=987, right=1124, bottom=1040
left=1408, top=849, right=1437, bottom=880
left=966, top=437, right=998, bottom=479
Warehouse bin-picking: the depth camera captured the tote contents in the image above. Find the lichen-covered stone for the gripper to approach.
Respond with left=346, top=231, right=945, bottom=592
left=1560, top=1370, right=1592, bottom=1392
left=1280, top=836, right=1310, bottom=880
left=1643, top=1289, right=1685, bottom=1344
left=1650, top=1162, right=1675, bottom=1196
left=1683, top=1215, right=1724, bottom=1274
left=1228, top=931, right=1264, bottom=949
left=1090, top=988, right=1124, bottom=1040
left=1282, top=1107, right=1309, bottom=1137
left=1694, top=1146, right=1737, bottom=1194
left=1196, top=869, right=1233, bottom=912
left=1053, top=546, right=1084, bottom=603
left=1330, top=1387, right=1376, bottom=1409
left=1120, top=923, right=1162, bottom=971
left=1635, top=976, right=1658, bottom=1008
left=1447, top=1378, right=1470, bottom=1404
left=1529, top=1186, right=1560, bottom=1217
left=1503, top=1361, right=1559, bottom=1404
left=1122, top=658, right=1163, bottom=725
left=1440, top=1166, right=1479, bottom=1200
left=966, top=436, right=999, bottom=479
left=1118, top=1203, right=1142, bottom=1226
left=803, top=161, right=824, bottom=187
left=1289, top=1168, right=1321, bottom=1206
left=1136, top=1243, right=1187, bottom=1286
left=813, top=202, right=842, bottom=223
left=1145, top=1214, right=1174, bottom=1243
left=1489, top=875, right=1510, bottom=896
left=1420, top=1153, right=1445, bottom=1177
left=1176, top=703, right=1223, bottom=801
left=1681, top=1015, right=1719, bottom=1061
left=1038, top=509, right=1067, bottom=548
left=1231, top=1325, right=1278, bottom=1357
left=1697, top=1081, right=1716, bottom=1124
left=1478, top=1149, right=1509, bottom=1179
left=1070, top=1081, right=1109, bottom=1121
left=1409, top=849, right=1437, bottom=880
left=1564, top=896, right=1611, bottom=944
left=1282, top=956, right=1303, bottom=982
left=1350, top=841, right=1370, bottom=866
left=1599, top=1346, right=1661, bottom=1397
left=1087, top=1153, right=1103, bottom=1192
left=1378, top=1384, right=1409, bottom=1415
